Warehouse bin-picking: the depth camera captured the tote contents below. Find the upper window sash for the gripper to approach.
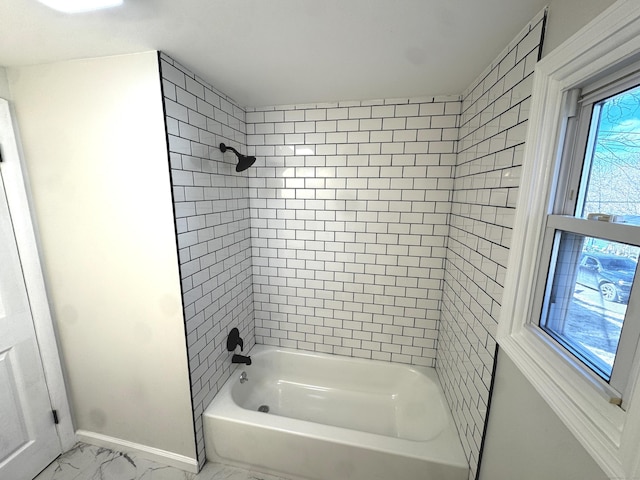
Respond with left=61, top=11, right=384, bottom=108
left=556, top=69, right=640, bottom=219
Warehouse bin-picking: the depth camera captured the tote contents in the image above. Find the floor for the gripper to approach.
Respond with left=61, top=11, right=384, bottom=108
left=34, top=443, right=290, bottom=480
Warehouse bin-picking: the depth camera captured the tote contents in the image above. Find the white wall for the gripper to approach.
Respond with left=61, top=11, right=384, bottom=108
left=542, top=0, right=617, bottom=56
left=0, top=67, right=10, bottom=99
left=480, top=1, right=617, bottom=479
left=7, top=52, right=197, bottom=462
left=479, top=352, right=608, bottom=480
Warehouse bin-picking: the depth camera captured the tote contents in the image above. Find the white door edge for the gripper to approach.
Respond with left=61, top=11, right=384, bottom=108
left=0, top=98, right=75, bottom=451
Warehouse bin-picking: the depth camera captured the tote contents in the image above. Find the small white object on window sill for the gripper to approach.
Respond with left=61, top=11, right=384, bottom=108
left=587, top=213, right=614, bottom=222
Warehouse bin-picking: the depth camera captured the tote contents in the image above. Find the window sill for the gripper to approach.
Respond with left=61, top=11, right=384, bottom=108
left=500, top=327, right=626, bottom=469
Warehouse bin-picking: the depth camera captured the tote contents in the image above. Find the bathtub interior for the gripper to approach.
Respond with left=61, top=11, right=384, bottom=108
left=231, top=348, right=449, bottom=441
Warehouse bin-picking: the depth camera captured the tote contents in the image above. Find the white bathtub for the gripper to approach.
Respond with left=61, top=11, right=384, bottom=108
left=203, top=345, right=468, bottom=480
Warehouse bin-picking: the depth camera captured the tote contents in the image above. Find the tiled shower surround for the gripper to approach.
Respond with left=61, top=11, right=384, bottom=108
left=160, top=9, right=544, bottom=476
left=246, top=98, right=460, bottom=366
left=438, top=12, right=545, bottom=479
left=159, top=53, right=254, bottom=468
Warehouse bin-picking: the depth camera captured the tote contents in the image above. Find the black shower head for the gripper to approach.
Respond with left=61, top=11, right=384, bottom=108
left=219, top=143, right=256, bottom=172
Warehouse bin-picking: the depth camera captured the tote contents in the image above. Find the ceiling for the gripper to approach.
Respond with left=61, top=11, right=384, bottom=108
left=0, top=0, right=549, bottom=107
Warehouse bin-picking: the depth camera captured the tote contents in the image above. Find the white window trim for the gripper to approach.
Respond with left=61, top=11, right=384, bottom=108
left=497, top=1, right=640, bottom=478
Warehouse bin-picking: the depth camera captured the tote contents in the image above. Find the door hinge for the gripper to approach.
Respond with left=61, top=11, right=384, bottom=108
left=52, top=409, right=59, bottom=425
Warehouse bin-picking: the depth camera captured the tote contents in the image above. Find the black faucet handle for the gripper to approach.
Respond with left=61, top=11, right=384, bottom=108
left=227, top=327, right=244, bottom=352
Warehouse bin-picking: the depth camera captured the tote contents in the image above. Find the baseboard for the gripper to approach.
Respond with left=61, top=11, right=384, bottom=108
left=75, top=430, right=199, bottom=474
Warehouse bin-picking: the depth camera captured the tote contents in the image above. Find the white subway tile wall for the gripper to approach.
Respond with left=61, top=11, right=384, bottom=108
left=160, top=53, right=254, bottom=468
left=245, top=96, right=461, bottom=367
left=436, top=12, right=545, bottom=480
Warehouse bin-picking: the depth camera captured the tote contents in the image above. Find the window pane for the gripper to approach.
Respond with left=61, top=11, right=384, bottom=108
left=578, top=84, right=640, bottom=223
left=541, top=232, right=639, bottom=380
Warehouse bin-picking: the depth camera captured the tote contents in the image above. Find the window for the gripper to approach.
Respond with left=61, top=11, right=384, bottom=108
left=536, top=79, right=640, bottom=403
left=497, top=2, right=640, bottom=478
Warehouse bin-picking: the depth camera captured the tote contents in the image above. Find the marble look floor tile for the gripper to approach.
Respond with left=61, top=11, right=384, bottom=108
left=33, top=443, right=290, bottom=480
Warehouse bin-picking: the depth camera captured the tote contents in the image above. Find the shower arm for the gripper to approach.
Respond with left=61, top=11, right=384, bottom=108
left=219, top=143, right=241, bottom=157
left=219, top=143, right=256, bottom=172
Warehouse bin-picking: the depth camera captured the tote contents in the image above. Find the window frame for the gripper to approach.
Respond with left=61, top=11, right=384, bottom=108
left=497, top=2, right=640, bottom=477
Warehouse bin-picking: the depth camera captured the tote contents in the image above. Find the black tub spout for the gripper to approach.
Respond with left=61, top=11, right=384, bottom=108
left=232, top=354, right=252, bottom=365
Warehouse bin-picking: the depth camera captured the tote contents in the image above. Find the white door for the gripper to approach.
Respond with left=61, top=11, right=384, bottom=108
left=0, top=168, right=62, bottom=479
